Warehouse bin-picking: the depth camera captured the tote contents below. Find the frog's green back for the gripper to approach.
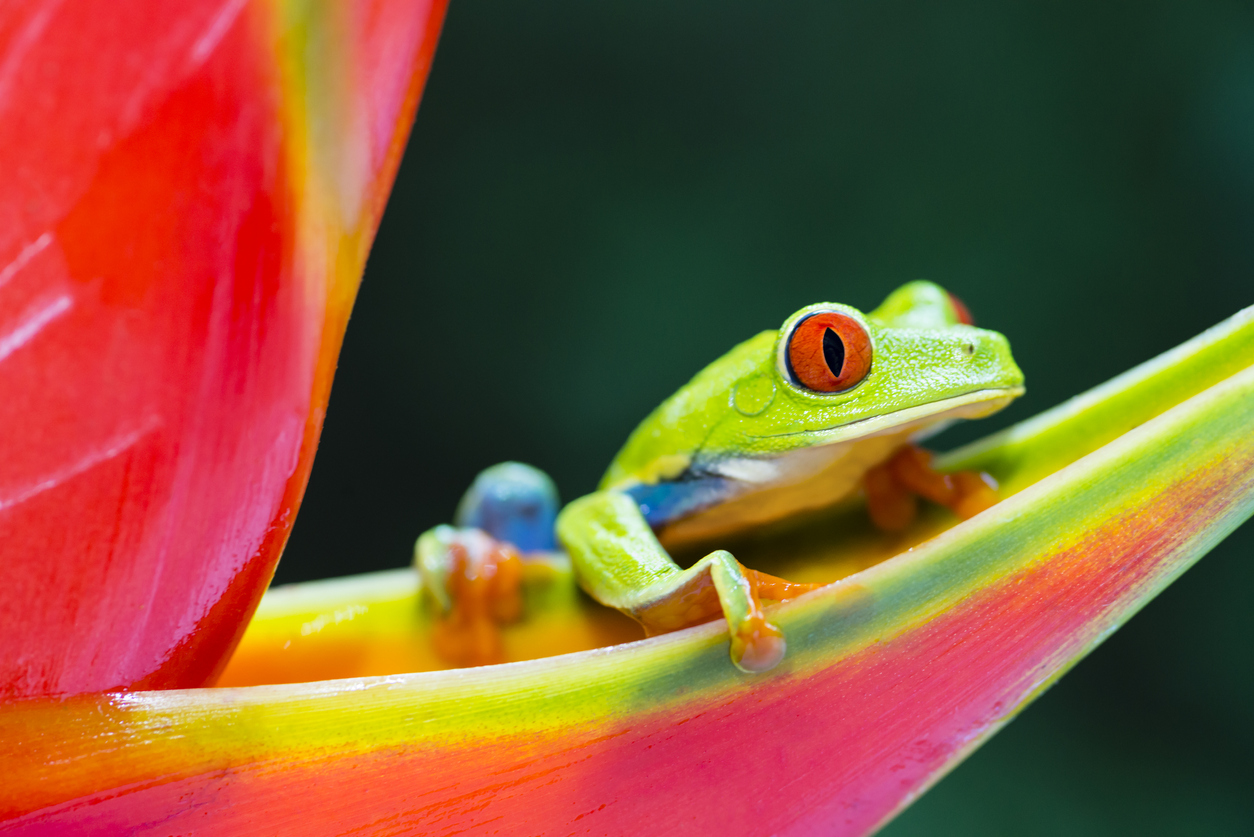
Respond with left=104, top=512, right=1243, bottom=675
left=870, top=280, right=970, bottom=329
left=599, top=331, right=775, bottom=490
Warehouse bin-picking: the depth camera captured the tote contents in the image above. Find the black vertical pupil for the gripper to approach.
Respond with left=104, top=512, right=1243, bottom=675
left=822, top=328, right=845, bottom=376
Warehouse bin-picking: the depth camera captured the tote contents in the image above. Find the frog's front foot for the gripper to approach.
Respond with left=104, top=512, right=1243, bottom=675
left=415, top=462, right=562, bottom=667
left=557, top=491, right=821, bottom=674
left=634, top=553, right=822, bottom=673
left=416, top=526, right=524, bottom=666
left=864, top=444, right=1001, bottom=531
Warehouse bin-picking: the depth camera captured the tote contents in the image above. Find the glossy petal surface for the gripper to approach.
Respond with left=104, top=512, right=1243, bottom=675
left=3, top=311, right=1252, bottom=835
left=0, top=0, right=446, bottom=696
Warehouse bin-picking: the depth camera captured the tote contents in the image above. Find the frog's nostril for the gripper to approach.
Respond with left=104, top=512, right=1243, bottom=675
left=961, top=342, right=975, bottom=358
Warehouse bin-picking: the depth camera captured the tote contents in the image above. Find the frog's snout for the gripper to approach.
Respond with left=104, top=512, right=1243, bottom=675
left=962, top=328, right=1025, bottom=392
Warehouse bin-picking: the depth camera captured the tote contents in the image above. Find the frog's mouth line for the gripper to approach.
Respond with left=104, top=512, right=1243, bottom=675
left=652, top=386, right=1025, bottom=549
left=750, top=386, right=1026, bottom=447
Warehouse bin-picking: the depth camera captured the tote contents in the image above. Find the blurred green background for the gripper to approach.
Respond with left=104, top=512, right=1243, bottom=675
left=276, top=1, right=1254, bottom=833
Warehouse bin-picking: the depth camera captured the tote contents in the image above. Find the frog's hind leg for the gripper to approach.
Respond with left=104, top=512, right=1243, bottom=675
left=864, top=444, right=1000, bottom=531
left=414, top=462, right=561, bottom=666
left=557, top=491, right=822, bottom=673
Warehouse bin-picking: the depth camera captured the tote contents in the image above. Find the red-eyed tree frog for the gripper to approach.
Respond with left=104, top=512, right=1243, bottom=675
left=416, top=281, right=1024, bottom=673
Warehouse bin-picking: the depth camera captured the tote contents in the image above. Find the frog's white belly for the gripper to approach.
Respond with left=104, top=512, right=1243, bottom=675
left=657, top=392, right=1015, bottom=549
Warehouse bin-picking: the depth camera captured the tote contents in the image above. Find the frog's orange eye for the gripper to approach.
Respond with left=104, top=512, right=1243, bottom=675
left=786, top=312, right=872, bottom=393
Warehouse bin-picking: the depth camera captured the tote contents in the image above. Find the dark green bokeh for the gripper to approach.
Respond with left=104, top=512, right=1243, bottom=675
left=278, top=1, right=1253, bottom=832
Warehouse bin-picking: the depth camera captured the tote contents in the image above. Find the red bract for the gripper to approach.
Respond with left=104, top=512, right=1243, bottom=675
left=0, top=0, right=447, bottom=697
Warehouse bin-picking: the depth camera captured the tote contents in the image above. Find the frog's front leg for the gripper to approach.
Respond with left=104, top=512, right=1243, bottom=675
left=863, top=444, right=1001, bottom=531
left=557, top=491, right=820, bottom=673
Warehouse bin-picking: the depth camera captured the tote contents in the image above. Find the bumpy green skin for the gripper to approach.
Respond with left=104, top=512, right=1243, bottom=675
left=555, top=491, right=772, bottom=670
left=555, top=493, right=756, bottom=635
left=555, top=281, right=1024, bottom=672
left=601, top=281, right=1022, bottom=490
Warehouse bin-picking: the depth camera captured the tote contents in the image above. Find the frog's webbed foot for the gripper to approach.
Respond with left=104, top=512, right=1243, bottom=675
left=414, top=462, right=561, bottom=667
left=864, top=444, right=1000, bottom=531
left=416, top=526, right=524, bottom=666
left=557, top=491, right=821, bottom=674
left=634, top=553, right=823, bottom=673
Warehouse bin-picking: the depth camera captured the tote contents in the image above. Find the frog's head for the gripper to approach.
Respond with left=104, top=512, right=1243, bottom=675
left=601, top=281, right=1025, bottom=534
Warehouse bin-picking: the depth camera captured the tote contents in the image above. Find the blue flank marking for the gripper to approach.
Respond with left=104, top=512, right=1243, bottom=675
left=625, top=476, right=736, bottom=528
left=457, top=462, right=737, bottom=547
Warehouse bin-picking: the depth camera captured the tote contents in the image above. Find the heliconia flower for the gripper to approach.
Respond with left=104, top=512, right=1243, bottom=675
left=4, top=2, right=1254, bottom=834
left=0, top=0, right=447, bottom=697
left=2, top=308, right=1251, bottom=834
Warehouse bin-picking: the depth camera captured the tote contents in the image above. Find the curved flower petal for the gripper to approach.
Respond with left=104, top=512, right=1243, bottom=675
left=3, top=311, right=1251, bottom=835
left=0, top=0, right=446, bottom=696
